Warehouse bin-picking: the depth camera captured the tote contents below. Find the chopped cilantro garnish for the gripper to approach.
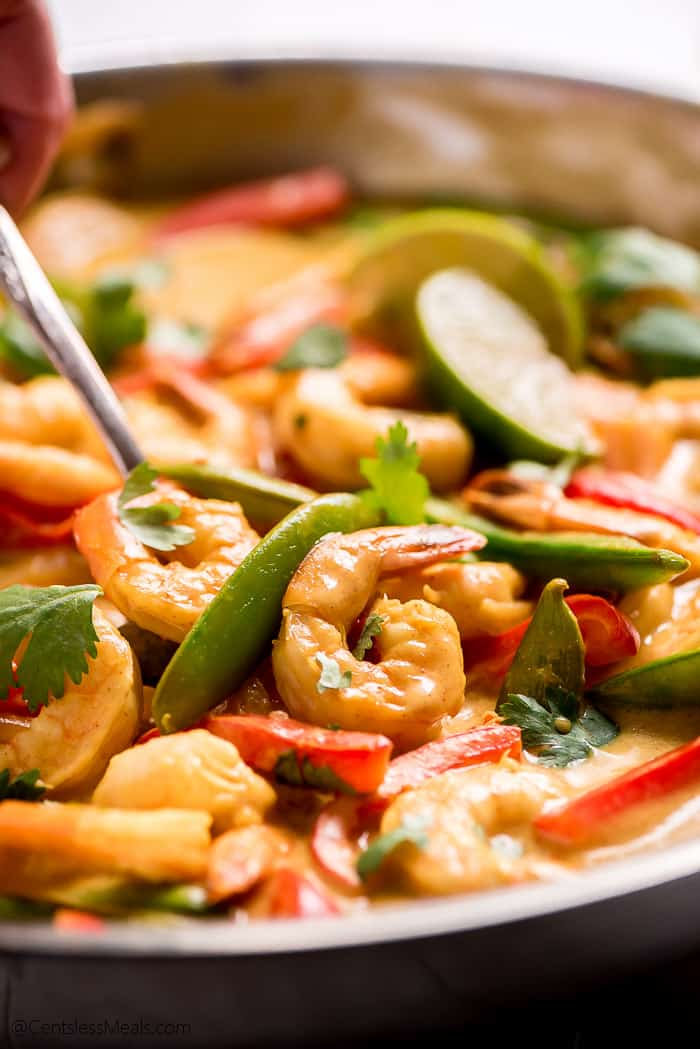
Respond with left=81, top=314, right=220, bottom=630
left=577, top=228, right=700, bottom=303
left=274, top=750, right=356, bottom=795
left=117, top=463, right=195, bottom=552
left=360, top=421, right=429, bottom=525
left=315, top=653, right=352, bottom=693
left=500, top=689, right=618, bottom=768
left=0, top=585, right=101, bottom=711
left=0, top=768, right=46, bottom=801
left=356, top=816, right=430, bottom=880
left=352, top=613, right=384, bottom=660
left=274, top=324, right=348, bottom=372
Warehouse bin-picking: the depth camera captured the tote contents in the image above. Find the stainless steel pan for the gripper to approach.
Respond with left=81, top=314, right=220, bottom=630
left=2, top=57, right=700, bottom=1048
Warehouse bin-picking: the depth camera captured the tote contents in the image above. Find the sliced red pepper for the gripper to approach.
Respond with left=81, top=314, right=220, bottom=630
left=463, top=594, right=639, bottom=678
left=535, top=735, right=700, bottom=847
left=0, top=492, right=76, bottom=549
left=264, top=868, right=341, bottom=918
left=0, top=662, right=36, bottom=719
left=312, top=725, right=521, bottom=888
left=155, top=167, right=350, bottom=239
left=377, top=724, right=522, bottom=799
left=565, top=467, right=700, bottom=535
left=206, top=825, right=289, bottom=904
left=207, top=281, right=347, bottom=375
left=203, top=714, right=393, bottom=795
left=53, top=909, right=106, bottom=933
left=135, top=726, right=161, bottom=745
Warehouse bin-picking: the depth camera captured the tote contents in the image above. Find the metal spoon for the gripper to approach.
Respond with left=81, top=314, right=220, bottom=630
left=0, top=204, right=143, bottom=477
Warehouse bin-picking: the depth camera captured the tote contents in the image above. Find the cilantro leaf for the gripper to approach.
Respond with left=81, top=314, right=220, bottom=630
left=273, top=750, right=356, bottom=795
left=618, top=307, right=700, bottom=381
left=352, top=613, right=385, bottom=660
left=356, top=816, right=430, bottom=880
left=577, top=228, right=700, bottom=303
left=500, top=690, right=618, bottom=768
left=0, top=768, right=46, bottom=801
left=315, top=653, right=352, bottom=693
left=0, top=275, right=146, bottom=379
left=274, top=324, right=348, bottom=372
left=360, top=421, right=429, bottom=525
left=117, top=462, right=195, bottom=553
left=0, top=585, right=101, bottom=711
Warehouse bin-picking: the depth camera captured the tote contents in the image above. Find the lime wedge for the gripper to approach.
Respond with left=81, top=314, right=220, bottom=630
left=348, top=209, right=583, bottom=367
left=417, top=268, right=592, bottom=462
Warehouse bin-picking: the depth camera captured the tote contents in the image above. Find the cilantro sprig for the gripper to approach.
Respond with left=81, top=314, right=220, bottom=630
left=0, top=768, right=46, bottom=801
left=356, top=816, right=430, bottom=880
left=352, top=613, right=384, bottom=660
left=0, top=585, right=101, bottom=711
left=274, top=324, right=348, bottom=372
left=274, top=750, right=356, bottom=795
left=500, top=689, right=618, bottom=768
left=360, top=421, right=429, bottom=525
left=118, top=463, right=195, bottom=553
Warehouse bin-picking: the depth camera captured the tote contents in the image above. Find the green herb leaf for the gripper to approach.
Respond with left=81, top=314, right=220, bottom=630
left=117, top=462, right=195, bottom=552
left=360, top=421, right=429, bottom=525
left=0, top=768, right=46, bottom=801
left=147, top=317, right=209, bottom=359
left=357, top=817, right=430, bottom=880
left=0, top=585, right=101, bottom=710
left=101, top=258, right=170, bottom=291
left=498, top=578, right=585, bottom=710
left=274, top=324, right=348, bottom=372
left=352, top=613, right=385, bottom=660
left=0, top=274, right=146, bottom=379
left=577, top=228, right=700, bottom=303
left=315, top=653, right=352, bottom=693
left=618, top=307, right=700, bottom=381
left=500, top=690, right=618, bottom=767
left=273, top=750, right=356, bottom=795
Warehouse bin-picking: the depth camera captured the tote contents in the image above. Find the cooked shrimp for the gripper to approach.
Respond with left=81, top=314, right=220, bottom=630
left=272, top=525, right=485, bottom=748
left=0, top=608, right=141, bottom=795
left=380, top=763, right=566, bottom=895
left=93, top=729, right=276, bottom=832
left=0, top=801, right=210, bottom=894
left=381, top=561, right=532, bottom=640
left=274, top=368, right=471, bottom=491
left=0, top=441, right=117, bottom=508
left=74, top=483, right=259, bottom=641
left=0, top=377, right=109, bottom=459
left=0, top=547, right=91, bottom=589
left=466, top=470, right=700, bottom=576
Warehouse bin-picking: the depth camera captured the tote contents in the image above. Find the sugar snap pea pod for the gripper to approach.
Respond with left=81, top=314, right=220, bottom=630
left=159, top=463, right=314, bottom=528
left=153, top=493, right=381, bottom=733
left=48, top=876, right=209, bottom=916
left=592, top=649, right=700, bottom=707
left=498, top=578, right=585, bottom=710
left=426, top=498, right=688, bottom=591
left=0, top=895, right=53, bottom=920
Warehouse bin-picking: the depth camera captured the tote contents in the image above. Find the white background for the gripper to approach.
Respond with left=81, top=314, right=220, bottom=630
left=49, top=0, right=700, bottom=100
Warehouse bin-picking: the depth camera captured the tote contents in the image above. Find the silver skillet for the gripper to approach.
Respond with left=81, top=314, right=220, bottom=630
left=0, top=56, right=699, bottom=1047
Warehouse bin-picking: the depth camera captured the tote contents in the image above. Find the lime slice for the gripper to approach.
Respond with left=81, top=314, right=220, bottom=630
left=417, top=268, right=592, bottom=462
left=348, top=209, right=583, bottom=367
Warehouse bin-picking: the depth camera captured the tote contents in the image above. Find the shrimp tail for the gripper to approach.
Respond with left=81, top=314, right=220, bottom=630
left=374, top=525, right=486, bottom=573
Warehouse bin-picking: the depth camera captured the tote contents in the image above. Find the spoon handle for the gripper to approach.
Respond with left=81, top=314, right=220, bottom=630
left=0, top=205, right=143, bottom=477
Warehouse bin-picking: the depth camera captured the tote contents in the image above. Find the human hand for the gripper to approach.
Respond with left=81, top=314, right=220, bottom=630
left=0, top=0, right=73, bottom=213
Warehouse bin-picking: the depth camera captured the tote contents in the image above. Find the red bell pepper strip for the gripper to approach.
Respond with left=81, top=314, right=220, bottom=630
left=565, top=467, right=700, bottom=535
left=312, top=724, right=522, bottom=887
left=463, top=594, right=639, bottom=678
left=264, top=868, right=341, bottom=918
left=1, top=663, right=36, bottom=719
left=535, top=735, right=700, bottom=846
left=377, top=724, right=522, bottom=799
left=134, top=726, right=161, bottom=745
left=53, top=909, right=106, bottom=933
left=207, top=281, right=347, bottom=375
left=155, top=167, right=350, bottom=239
left=203, top=715, right=393, bottom=795
left=0, top=496, right=75, bottom=549
left=206, top=825, right=288, bottom=904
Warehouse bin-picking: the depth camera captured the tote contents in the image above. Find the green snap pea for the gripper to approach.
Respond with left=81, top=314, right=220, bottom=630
left=159, top=463, right=314, bottom=528
left=153, top=493, right=381, bottom=733
left=592, top=649, right=700, bottom=707
left=426, top=498, right=688, bottom=591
